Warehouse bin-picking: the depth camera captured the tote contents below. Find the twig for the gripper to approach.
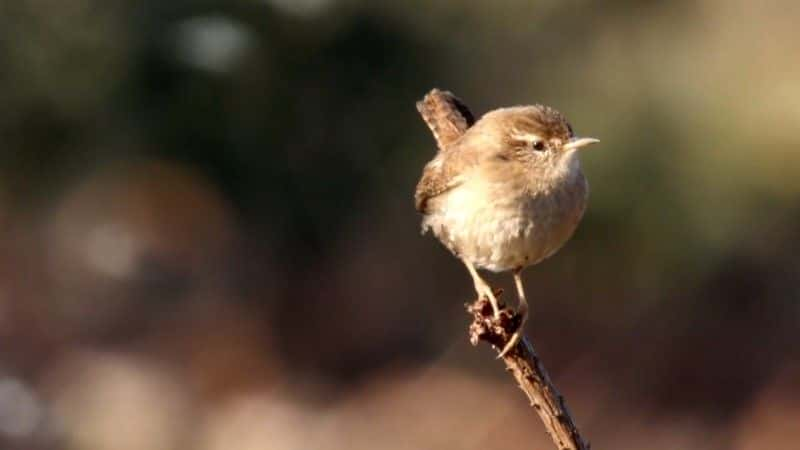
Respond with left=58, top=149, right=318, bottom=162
left=467, top=292, right=590, bottom=450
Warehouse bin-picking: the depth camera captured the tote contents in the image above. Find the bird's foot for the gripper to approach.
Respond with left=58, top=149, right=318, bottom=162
left=475, top=285, right=502, bottom=319
left=498, top=302, right=527, bottom=358
left=498, top=330, right=522, bottom=358
left=466, top=292, right=526, bottom=357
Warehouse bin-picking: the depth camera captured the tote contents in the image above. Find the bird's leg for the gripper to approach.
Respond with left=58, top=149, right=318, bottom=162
left=462, top=259, right=501, bottom=319
left=499, top=267, right=530, bottom=357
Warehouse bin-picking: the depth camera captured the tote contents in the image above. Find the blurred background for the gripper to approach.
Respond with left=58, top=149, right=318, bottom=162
left=1, top=1, right=799, bottom=449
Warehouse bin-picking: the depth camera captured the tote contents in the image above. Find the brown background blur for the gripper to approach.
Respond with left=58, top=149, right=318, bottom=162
left=1, top=1, right=799, bottom=449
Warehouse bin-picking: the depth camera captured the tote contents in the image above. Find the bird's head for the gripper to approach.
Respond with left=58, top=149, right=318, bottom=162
left=475, top=105, right=599, bottom=169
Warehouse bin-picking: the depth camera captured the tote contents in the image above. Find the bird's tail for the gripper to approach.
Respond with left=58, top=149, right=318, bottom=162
left=416, top=88, right=475, bottom=151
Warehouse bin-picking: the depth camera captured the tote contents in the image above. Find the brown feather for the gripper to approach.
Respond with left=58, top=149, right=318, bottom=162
left=415, top=89, right=477, bottom=213
left=415, top=154, right=462, bottom=213
left=416, top=88, right=475, bottom=151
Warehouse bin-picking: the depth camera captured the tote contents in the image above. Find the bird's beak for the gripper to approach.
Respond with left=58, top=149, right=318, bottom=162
left=563, top=137, right=600, bottom=151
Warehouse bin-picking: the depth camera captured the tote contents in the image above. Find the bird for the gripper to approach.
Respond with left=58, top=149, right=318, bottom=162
left=414, top=89, right=599, bottom=356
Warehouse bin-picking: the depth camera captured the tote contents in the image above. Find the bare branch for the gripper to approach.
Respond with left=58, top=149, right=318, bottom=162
left=467, top=294, right=590, bottom=450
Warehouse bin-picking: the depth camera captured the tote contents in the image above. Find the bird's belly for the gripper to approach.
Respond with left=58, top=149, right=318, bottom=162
left=423, top=182, right=585, bottom=272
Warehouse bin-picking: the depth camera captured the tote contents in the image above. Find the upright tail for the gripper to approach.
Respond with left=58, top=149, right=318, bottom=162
left=416, top=88, right=475, bottom=151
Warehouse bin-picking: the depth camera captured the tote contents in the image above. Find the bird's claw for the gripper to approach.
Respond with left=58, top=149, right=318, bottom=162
left=497, top=327, right=522, bottom=358
left=497, top=304, right=526, bottom=358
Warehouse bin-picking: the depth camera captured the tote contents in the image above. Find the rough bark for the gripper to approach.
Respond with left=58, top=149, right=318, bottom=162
left=467, top=293, right=590, bottom=450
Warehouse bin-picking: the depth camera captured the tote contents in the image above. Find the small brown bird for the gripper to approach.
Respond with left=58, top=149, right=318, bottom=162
left=415, top=89, right=599, bottom=355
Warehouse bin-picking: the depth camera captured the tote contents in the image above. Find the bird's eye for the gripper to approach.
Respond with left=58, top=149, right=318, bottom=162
left=532, top=141, right=546, bottom=151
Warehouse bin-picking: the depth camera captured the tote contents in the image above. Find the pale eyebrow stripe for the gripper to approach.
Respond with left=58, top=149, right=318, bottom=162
left=509, top=130, right=542, bottom=142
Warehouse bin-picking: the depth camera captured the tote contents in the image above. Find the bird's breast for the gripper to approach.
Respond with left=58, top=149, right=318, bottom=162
left=423, top=168, right=587, bottom=272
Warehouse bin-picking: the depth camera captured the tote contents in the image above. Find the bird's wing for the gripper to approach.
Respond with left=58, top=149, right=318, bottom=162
left=416, top=89, right=475, bottom=151
left=415, top=89, right=477, bottom=213
left=415, top=145, right=481, bottom=213
left=415, top=156, right=455, bottom=213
